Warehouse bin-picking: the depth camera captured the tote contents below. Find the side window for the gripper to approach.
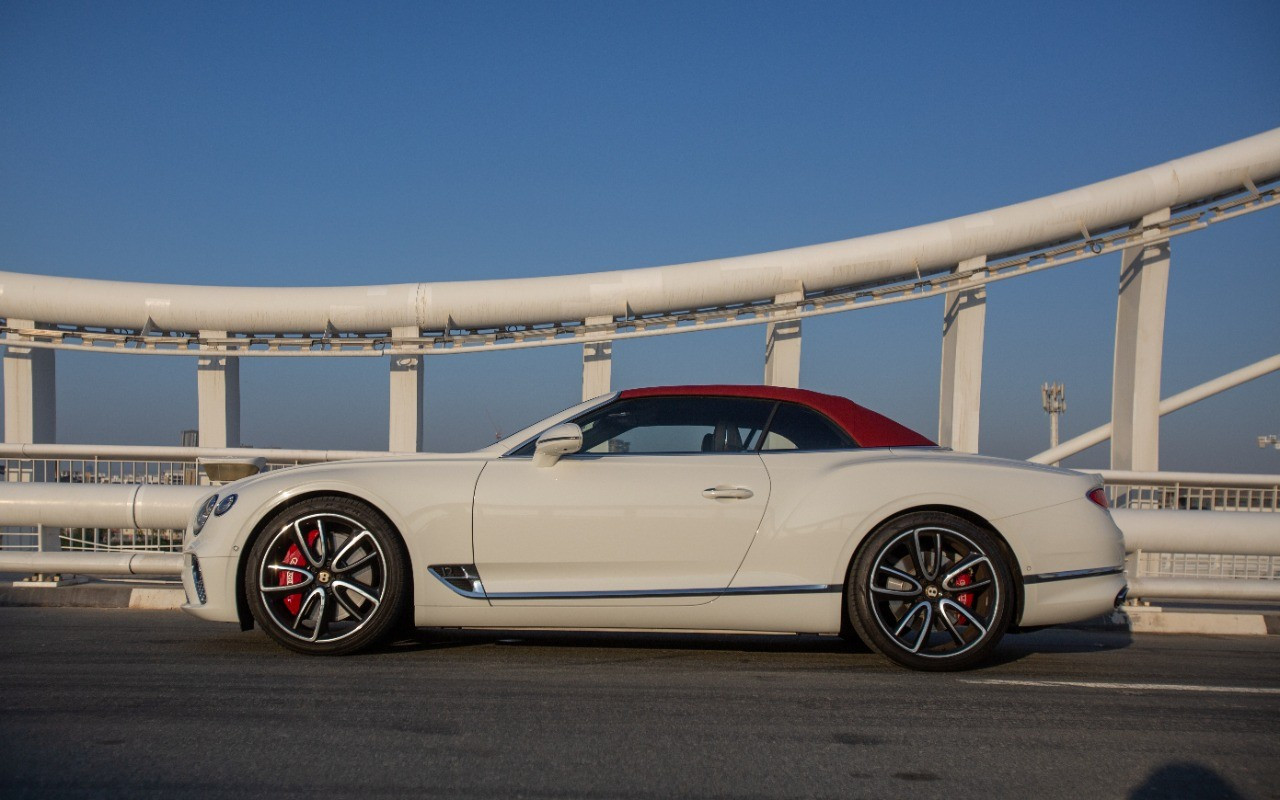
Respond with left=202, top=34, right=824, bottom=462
left=515, top=396, right=774, bottom=456
left=761, top=402, right=857, bottom=451
left=578, top=397, right=774, bottom=454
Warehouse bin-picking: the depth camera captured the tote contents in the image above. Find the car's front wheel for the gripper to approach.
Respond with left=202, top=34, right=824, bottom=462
left=245, top=496, right=410, bottom=655
left=848, top=512, right=1013, bottom=671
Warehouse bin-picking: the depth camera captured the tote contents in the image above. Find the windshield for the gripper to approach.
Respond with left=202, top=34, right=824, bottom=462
left=476, top=393, right=619, bottom=454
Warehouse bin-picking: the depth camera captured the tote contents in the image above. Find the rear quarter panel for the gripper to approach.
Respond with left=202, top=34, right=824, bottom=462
left=738, top=449, right=1102, bottom=592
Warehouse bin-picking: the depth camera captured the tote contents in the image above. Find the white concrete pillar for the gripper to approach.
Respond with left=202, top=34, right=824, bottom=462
left=3, top=319, right=56, bottom=444
left=1111, top=208, right=1171, bottom=472
left=582, top=316, right=614, bottom=401
left=389, top=325, right=423, bottom=452
left=3, top=320, right=59, bottom=556
left=197, top=331, right=240, bottom=449
left=937, top=257, right=987, bottom=453
left=764, top=292, right=804, bottom=388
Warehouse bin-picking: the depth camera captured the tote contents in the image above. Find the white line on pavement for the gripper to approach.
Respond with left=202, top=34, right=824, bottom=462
left=962, top=679, right=1280, bottom=696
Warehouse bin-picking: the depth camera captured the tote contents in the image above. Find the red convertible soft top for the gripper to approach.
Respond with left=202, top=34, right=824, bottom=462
left=618, top=385, right=935, bottom=448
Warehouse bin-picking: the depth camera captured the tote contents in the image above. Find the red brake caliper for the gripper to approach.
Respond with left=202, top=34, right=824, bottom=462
left=954, top=572, right=974, bottom=625
left=280, top=529, right=320, bottom=615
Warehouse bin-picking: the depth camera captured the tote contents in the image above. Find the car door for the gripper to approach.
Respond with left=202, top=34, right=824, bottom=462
left=472, top=396, right=774, bottom=605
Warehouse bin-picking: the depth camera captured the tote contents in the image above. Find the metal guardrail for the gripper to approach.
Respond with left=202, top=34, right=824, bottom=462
left=1096, top=471, right=1280, bottom=599
left=0, top=444, right=398, bottom=555
left=1100, top=469, right=1280, bottom=512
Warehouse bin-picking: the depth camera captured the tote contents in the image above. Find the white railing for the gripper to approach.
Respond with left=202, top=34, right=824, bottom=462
left=0, top=443, right=399, bottom=554
left=1095, top=471, right=1280, bottom=597
left=1099, top=470, right=1280, bottom=512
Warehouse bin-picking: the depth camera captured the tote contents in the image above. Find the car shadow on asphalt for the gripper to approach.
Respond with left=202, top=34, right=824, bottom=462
left=980, top=627, right=1135, bottom=668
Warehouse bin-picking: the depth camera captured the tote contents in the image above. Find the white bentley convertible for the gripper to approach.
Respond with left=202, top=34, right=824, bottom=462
left=181, top=385, right=1126, bottom=670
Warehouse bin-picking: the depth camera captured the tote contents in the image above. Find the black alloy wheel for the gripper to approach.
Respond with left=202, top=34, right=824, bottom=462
left=245, top=496, right=410, bottom=655
left=848, top=511, right=1013, bottom=671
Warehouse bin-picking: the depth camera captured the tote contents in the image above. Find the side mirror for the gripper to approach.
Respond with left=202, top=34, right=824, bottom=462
left=533, top=423, right=583, bottom=467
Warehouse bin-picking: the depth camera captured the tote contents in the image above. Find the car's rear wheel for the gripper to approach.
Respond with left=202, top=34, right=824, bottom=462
left=245, top=496, right=410, bottom=655
left=848, top=512, right=1013, bottom=671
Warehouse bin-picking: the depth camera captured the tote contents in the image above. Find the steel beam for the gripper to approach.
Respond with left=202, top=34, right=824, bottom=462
left=1126, top=576, right=1280, bottom=603
left=0, top=551, right=183, bottom=576
left=938, top=257, right=987, bottom=452
left=0, top=483, right=206, bottom=529
left=1030, top=353, right=1280, bottom=464
left=2, top=130, right=1276, bottom=333
left=1112, top=508, right=1280, bottom=556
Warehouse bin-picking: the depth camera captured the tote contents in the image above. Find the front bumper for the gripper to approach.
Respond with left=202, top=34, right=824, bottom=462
left=180, top=551, right=239, bottom=623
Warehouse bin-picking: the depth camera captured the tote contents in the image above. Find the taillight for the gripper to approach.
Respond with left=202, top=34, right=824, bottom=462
left=1087, top=487, right=1109, bottom=509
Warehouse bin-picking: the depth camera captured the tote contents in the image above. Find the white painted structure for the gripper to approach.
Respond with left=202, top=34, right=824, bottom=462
left=1, top=127, right=1278, bottom=460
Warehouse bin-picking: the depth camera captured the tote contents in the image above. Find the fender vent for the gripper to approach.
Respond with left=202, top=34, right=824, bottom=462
left=428, top=564, right=486, bottom=599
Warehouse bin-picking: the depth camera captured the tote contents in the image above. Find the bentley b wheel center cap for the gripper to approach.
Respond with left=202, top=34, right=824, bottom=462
left=318, top=571, right=332, bottom=585
left=924, top=585, right=940, bottom=599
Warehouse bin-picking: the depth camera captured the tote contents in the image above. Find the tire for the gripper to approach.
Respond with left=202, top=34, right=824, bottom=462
left=244, top=496, right=410, bottom=656
left=847, top=512, right=1013, bottom=671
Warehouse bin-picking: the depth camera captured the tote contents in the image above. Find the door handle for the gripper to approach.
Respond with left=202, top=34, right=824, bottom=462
left=702, top=486, right=754, bottom=500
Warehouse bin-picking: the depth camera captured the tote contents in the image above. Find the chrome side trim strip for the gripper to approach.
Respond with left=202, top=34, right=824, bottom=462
left=484, top=584, right=841, bottom=601
left=1022, top=566, right=1124, bottom=585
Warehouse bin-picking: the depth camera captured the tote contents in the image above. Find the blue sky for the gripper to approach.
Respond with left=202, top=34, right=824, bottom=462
left=1, top=1, right=1277, bottom=470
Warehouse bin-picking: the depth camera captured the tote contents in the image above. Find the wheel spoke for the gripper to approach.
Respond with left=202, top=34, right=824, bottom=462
left=293, top=520, right=325, bottom=568
left=942, top=553, right=990, bottom=591
left=333, top=578, right=380, bottom=607
left=308, top=592, right=330, bottom=642
left=313, top=517, right=329, bottom=565
left=909, top=530, right=929, bottom=581
left=939, top=606, right=967, bottom=646
left=940, top=598, right=988, bottom=637
left=951, top=577, right=992, bottom=593
left=261, top=564, right=314, bottom=593
left=893, top=600, right=928, bottom=637
left=333, top=587, right=366, bottom=621
left=872, top=564, right=922, bottom=596
left=292, top=587, right=325, bottom=632
left=333, top=579, right=380, bottom=622
left=333, top=530, right=376, bottom=573
left=911, top=529, right=943, bottom=581
left=908, top=603, right=933, bottom=653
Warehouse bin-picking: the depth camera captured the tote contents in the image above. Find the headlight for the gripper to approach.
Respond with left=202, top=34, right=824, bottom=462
left=214, top=493, right=238, bottom=516
left=194, top=494, right=218, bottom=536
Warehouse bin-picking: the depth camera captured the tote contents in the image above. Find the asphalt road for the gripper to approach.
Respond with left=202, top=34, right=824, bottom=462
left=1, top=608, right=1277, bottom=800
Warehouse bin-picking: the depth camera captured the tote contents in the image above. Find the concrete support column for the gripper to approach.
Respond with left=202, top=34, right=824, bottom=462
left=3, top=319, right=56, bottom=444
left=582, top=316, right=614, bottom=401
left=389, top=325, right=424, bottom=452
left=197, top=331, right=241, bottom=449
left=937, top=257, right=987, bottom=453
left=3, top=320, right=59, bottom=557
left=1111, top=208, right=1171, bottom=472
left=764, top=291, right=804, bottom=388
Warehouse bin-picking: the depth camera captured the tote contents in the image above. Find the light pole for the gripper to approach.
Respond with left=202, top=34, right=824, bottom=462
left=1042, top=382, right=1066, bottom=466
